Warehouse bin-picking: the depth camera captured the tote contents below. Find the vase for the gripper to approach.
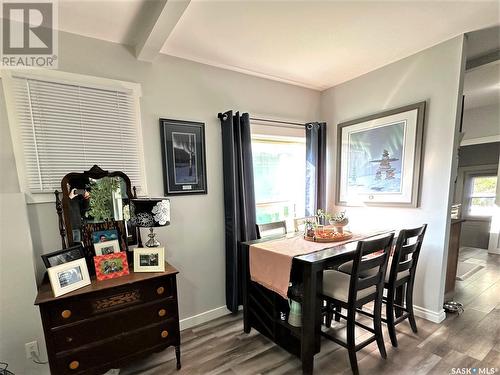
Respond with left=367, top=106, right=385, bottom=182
left=329, top=218, right=349, bottom=234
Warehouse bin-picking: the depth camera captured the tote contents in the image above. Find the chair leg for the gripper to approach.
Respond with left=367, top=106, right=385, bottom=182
left=334, top=304, right=341, bottom=322
left=325, top=301, right=333, bottom=327
left=373, top=296, right=387, bottom=359
left=406, top=282, right=418, bottom=333
left=347, top=310, right=359, bottom=375
left=385, top=289, right=398, bottom=348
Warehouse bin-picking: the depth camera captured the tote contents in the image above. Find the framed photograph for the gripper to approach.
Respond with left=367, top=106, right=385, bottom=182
left=336, top=102, right=425, bottom=207
left=94, top=239, right=121, bottom=256
left=48, top=258, right=91, bottom=297
left=160, top=118, right=207, bottom=195
left=91, top=229, right=119, bottom=244
left=42, top=244, right=86, bottom=269
left=134, top=247, right=165, bottom=273
left=94, top=252, right=130, bottom=281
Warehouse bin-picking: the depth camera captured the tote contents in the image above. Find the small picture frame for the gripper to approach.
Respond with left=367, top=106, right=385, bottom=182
left=94, top=252, right=130, bottom=281
left=91, top=229, right=119, bottom=244
left=134, top=247, right=165, bottom=273
left=94, top=239, right=121, bottom=256
left=42, top=244, right=86, bottom=269
left=48, top=258, right=91, bottom=297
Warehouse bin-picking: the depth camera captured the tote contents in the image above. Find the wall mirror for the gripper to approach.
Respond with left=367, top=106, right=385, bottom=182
left=56, top=165, right=137, bottom=265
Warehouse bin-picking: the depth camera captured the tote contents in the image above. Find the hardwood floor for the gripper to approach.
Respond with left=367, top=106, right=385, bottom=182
left=121, top=248, right=499, bottom=375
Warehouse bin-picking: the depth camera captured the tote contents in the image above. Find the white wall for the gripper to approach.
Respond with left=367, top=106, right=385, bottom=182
left=1, top=30, right=320, bottom=332
left=462, top=104, right=500, bottom=142
left=321, top=36, right=466, bottom=321
left=0, top=193, right=49, bottom=374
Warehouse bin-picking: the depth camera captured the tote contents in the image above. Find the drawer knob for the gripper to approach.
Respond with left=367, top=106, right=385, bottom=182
left=61, top=310, right=72, bottom=319
left=69, top=360, right=79, bottom=370
left=161, top=330, right=169, bottom=338
left=66, top=337, right=73, bottom=343
left=158, top=309, right=166, bottom=317
left=157, top=286, right=165, bottom=295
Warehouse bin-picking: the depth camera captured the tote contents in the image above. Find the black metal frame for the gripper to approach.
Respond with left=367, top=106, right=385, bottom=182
left=321, top=234, right=394, bottom=375
left=159, top=118, right=207, bottom=196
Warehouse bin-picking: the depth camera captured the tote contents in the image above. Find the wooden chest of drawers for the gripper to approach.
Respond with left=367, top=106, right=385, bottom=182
left=35, top=262, right=180, bottom=375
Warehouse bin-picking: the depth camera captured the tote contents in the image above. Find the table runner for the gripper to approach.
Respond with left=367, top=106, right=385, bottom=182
left=249, top=233, right=368, bottom=298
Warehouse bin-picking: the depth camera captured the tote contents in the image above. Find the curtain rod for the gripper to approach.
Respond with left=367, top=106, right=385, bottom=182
left=250, top=117, right=306, bottom=128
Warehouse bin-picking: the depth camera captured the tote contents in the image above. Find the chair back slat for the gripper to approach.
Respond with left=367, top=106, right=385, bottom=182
left=348, top=233, right=394, bottom=304
left=387, top=224, right=427, bottom=289
left=400, top=242, right=418, bottom=258
left=256, top=221, right=287, bottom=239
left=356, top=272, right=383, bottom=291
left=397, top=258, right=413, bottom=273
left=358, top=252, right=387, bottom=273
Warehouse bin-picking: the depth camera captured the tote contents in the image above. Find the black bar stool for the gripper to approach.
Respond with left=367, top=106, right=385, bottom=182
left=320, top=233, right=394, bottom=375
left=353, top=225, right=427, bottom=347
left=382, top=224, right=427, bottom=347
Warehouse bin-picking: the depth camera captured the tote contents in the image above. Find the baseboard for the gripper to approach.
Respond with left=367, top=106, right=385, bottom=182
left=179, top=305, right=231, bottom=330
left=413, top=305, right=446, bottom=323
left=180, top=303, right=447, bottom=330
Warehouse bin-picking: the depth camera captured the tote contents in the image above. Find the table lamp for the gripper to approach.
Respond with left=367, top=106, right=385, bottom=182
left=131, top=198, right=170, bottom=247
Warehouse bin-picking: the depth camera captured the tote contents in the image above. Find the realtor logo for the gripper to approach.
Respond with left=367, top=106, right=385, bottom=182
left=1, top=0, right=58, bottom=68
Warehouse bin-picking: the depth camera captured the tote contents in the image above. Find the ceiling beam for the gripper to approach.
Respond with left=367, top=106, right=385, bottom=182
left=466, top=49, right=500, bottom=71
left=135, top=0, right=191, bottom=62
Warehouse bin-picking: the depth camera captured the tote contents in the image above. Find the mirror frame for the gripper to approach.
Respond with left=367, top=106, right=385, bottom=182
left=60, top=165, right=137, bottom=250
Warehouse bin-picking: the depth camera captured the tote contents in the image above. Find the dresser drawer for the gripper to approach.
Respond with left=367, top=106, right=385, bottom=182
left=46, top=276, right=175, bottom=327
left=53, top=320, right=179, bottom=375
left=51, top=298, right=178, bottom=352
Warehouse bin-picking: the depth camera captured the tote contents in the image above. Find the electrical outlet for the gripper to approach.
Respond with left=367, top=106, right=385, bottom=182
left=25, top=341, right=39, bottom=359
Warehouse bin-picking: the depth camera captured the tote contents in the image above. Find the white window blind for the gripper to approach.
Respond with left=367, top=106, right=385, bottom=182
left=11, top=76, right=145, bottom=193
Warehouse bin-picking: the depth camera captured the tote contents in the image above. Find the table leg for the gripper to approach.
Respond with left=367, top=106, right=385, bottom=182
left=301, top=264, right=319, bottom=374
left=241, top=244, right=250, bottom=333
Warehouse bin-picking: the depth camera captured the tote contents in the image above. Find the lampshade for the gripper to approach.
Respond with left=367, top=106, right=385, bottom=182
left=131, top=198, right=171, bottom=228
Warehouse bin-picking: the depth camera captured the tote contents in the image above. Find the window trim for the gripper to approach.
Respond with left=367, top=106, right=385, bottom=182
left=1, top=69, right=147, bottom=204
left=462, top=170, right=498, bottom=220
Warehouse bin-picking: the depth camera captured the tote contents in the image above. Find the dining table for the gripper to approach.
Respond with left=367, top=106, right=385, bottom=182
left=240, top=230, right=398, bottom=374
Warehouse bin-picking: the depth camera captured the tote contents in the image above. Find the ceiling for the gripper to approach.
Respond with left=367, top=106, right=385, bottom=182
left=56, top=1, right=500, bottom=91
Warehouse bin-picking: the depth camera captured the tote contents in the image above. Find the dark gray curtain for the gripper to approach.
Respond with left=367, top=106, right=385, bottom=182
left=305, top=122, right=327, bottom=216
left=218, top=110, right=258, bottom=313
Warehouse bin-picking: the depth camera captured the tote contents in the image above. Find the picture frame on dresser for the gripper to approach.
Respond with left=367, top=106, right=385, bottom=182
left=134, top=247, right=165, bottom=272
left=42, top=244, right=86, bottom=269
left=160, top=118, right=208, bottom=195
left=94, top=252, right=130, bottom=281
left=94, top=239, right=121, bottom=256
left=47, top=258, right=91, bottom=297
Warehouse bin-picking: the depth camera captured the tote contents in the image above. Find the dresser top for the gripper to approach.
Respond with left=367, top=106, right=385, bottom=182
left=35, top=261, right=178, bottom=305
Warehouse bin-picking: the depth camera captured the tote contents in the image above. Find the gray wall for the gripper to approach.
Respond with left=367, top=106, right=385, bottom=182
left=459, top=142, right=500, bottom=167
left=320, top=36, right=465, bottom=320
left=1, top=30, right=320, bottom=337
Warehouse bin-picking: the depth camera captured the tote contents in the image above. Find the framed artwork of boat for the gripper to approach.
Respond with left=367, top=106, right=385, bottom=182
left=336, top=102, right=426, bottom=207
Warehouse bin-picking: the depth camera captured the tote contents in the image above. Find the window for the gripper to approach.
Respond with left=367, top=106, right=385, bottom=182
left=466, top=174, right=497, bottom=217
left=251, top=135, right=306, bottom=228
left=6, top=73, right=145, bottom=194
